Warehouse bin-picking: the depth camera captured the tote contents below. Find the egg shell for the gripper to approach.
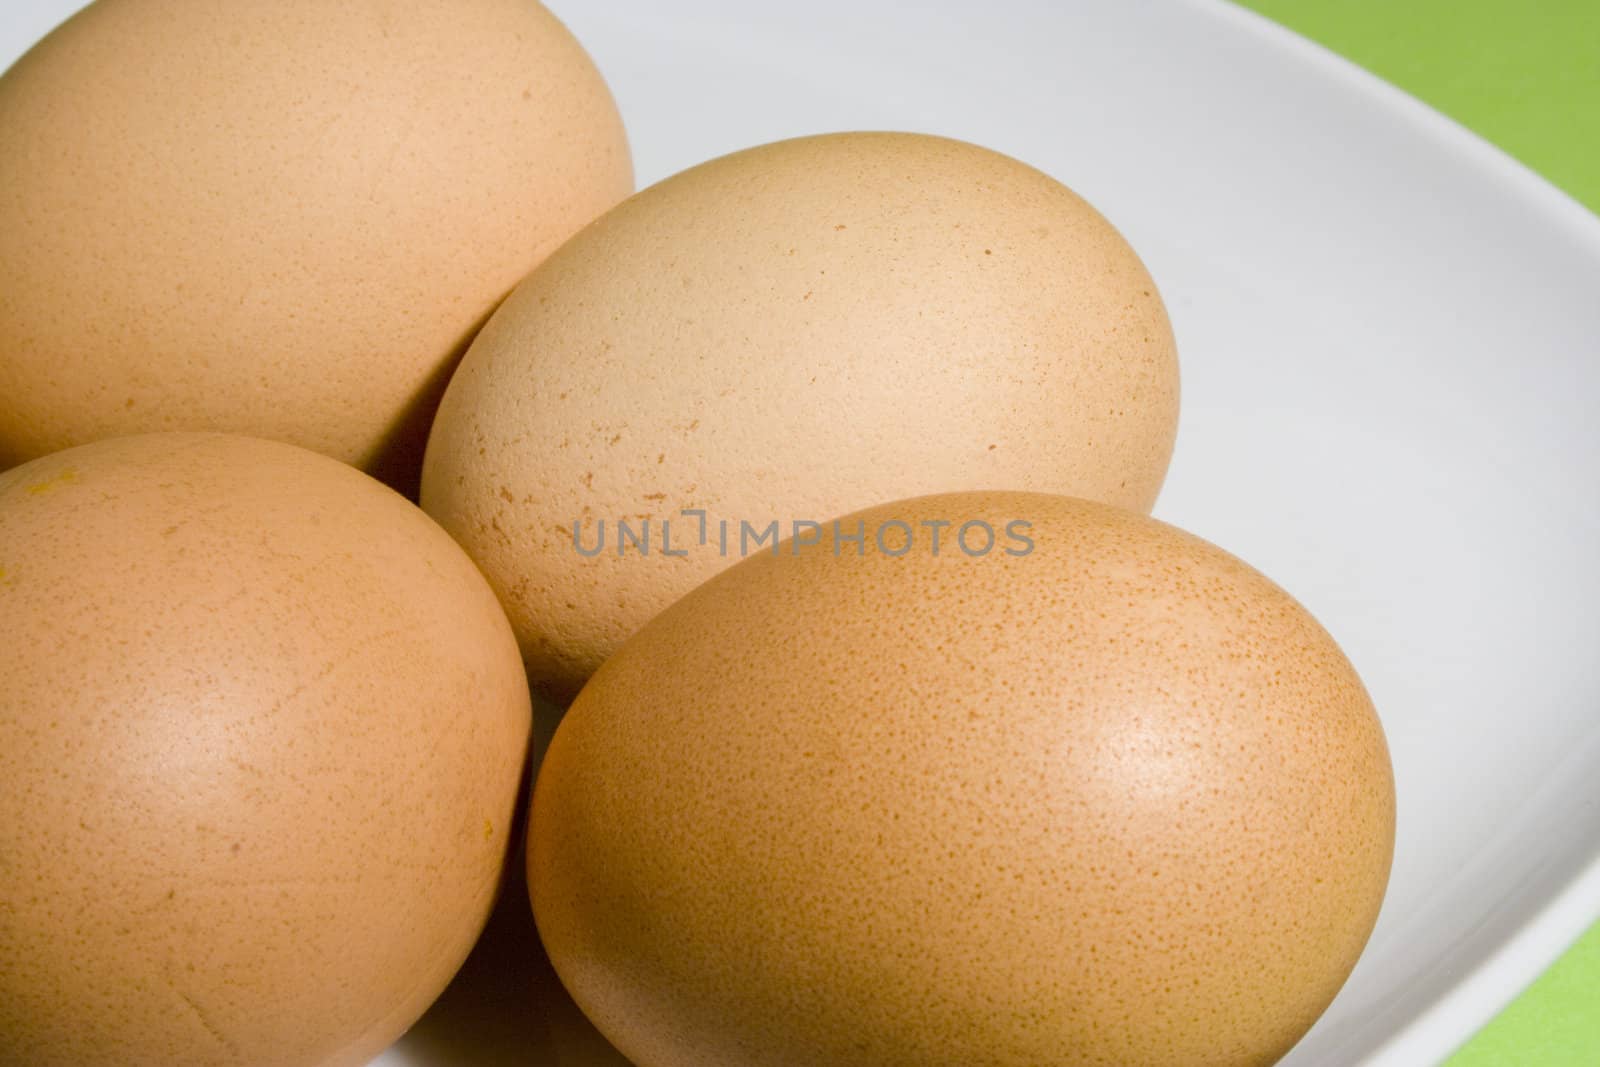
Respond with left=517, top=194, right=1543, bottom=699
left=421, top=131, right=1180, bottom=703
left=529, top=490, right=1394, bottom=1067
left=0, top=0, right=632, bottom=492
left=0, top=433, right=532, bottom=1067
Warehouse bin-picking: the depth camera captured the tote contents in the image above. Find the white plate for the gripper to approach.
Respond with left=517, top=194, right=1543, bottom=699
left=7, top=2, right=1599, bottom=1065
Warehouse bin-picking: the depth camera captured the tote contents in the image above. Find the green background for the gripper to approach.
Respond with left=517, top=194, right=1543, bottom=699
left=1234, top=1, right=1600, bottom=1063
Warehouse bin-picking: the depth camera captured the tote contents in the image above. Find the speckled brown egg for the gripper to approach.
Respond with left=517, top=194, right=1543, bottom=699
left=0, top=433, right=532, bottom=1067
left=420, top=131, right=1180, bottom=702
left=0, top=0, right=632, bottom=493
left=529, top=491, right=1394, bottom=1067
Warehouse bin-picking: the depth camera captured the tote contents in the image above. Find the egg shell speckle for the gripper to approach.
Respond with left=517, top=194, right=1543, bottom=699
left=421, top=131, right=1180, bottom=702
left=529, top=490, right=1394, bottom=1067
left=0, top=0, right=632, bottom=491
left=0, top=433, right=532, bottom=1067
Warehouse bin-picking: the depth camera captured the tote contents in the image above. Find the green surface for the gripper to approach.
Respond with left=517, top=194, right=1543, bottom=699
left=1241, top=0, right=1600, bottom=214
left=1234, top=1, right=1600, bottom=1063
left=1449, top=925, right=1600, bottom=1066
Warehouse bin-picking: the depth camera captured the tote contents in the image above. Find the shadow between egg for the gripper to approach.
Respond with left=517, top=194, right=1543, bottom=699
left=393, top=694, right=632, bottom=1066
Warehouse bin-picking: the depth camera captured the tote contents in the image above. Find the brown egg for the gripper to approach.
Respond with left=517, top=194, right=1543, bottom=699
left=0, top=0, right=632, bottom=493
left=0, top=434, right=532, bottom=1067
left=421, top=131, right=1180, bottom=702
left=529, top=491, right=1394, bottom=1067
